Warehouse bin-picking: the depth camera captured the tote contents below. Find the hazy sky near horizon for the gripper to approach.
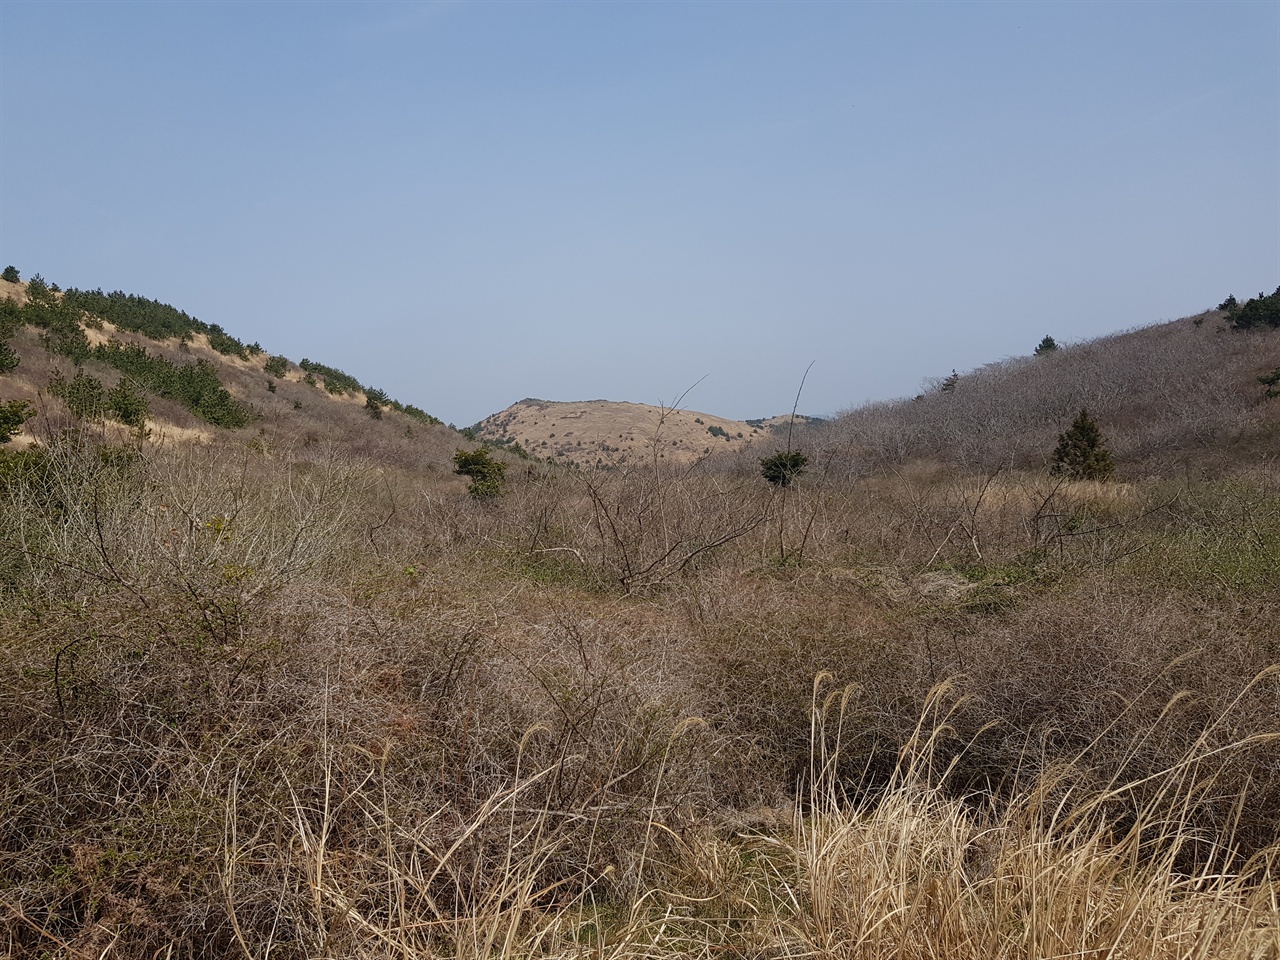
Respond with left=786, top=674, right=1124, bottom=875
left=2, top=1, right=1277, bottom=425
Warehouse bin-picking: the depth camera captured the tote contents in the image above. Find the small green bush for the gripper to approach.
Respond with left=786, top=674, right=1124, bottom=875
left=760, top=450, right=808, bottom=487
left=1260, top=368, right=1280, bottom=400
left=106, top=378, right=150, bottom=427
left=0, top=339, right=18, bottom=375
left=1034, top=335, right=1059, bottom=355
left=263, top=355, right=289, bottom=378
left=0, top=399, right=30, bottom=442
left=1, top=265, right=19, bottom=283
left=453, top=448, right=506, bottom=499
left=50, top=370, right=106, bottom=421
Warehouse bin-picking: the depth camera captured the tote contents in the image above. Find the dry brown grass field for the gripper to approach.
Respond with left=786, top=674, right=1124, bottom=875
left=1, top=279, right=1278, bottom=957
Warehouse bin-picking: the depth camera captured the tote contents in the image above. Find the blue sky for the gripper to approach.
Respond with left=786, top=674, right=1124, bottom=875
left=2, top=1, right=1276, bottom=425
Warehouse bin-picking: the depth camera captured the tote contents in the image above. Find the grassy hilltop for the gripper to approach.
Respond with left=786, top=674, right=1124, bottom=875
left=1, top=271, right=1278, bottom=958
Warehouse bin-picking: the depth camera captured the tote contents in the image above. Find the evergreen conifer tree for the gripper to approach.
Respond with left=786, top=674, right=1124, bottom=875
left=1052, top=409, right=1114, bottom=481
left=760, top=451, right=808, bottom=487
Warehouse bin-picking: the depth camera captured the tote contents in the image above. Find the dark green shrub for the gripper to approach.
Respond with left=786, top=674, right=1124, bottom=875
left=1, top=266, right=18, bottom=283
left=263, top=355, right=288, bottom=378
left=1051, top=409, right=1114, bottom=481
left=106, top=378, right=150, bottom=427
left=1034, top=335, right=1059, bottom=355
left=760, top=450, right=808, bottom=487
left=50, top=370, right=106, bottom=421
left=0, top=399, right=30, bottom=442
left=940, top=369, right=959, bottom=393
left=1260, top=368, right=1280, bottom=400
left=389, top=401, right=442, bottom=426
left=1228, top=287, right=1280, bottom=330
left=298, top=359, right=361, bottom=395
left=91, top=340, right=249, bottom=428
left=707, top=425, right=729, bottom=439
left=453, top=448, right=506, bottom=499
left=0, top=339, right=18, bottom=375
left=204, top=323, right=249, bottom=359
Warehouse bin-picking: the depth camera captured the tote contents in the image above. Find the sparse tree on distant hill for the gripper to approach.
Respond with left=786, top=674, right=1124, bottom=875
left=1052, top=409, right=1114, bottom=481
left=1227, top=287, right=1280, bottom=331
left=1035, top=335, right=1059, bottom=356
left=1, top=266, right=19, bottom=283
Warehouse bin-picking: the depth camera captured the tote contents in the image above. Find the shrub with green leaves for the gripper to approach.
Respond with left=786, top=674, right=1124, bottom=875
left=1260, top=368, right=1280, bottom=400
left=91, top=340, right=250, bottom=428
left=388, top=399, right=442, bottom=425
left=0, top=339, right=18, bottom=375
left=263, top=355, right=289, bottom=378
left=50, top=370, right=106, bottom=421
left=760, top=450, right=808, bottom=487
left=453, top=447, right=506, bottom=499
left=1225, top=287, right=1280, bottom=330
left=299, top=359, right=362, bottom=395
left=1, top=265, right=18, bottom=283
left=0, top=400, right=30, bottom=442
left=1034, top=335, right=1059, bottom=355
left=106, top=378, right=150, bottom=427
left=1051, top=408, right=1114, bottom=481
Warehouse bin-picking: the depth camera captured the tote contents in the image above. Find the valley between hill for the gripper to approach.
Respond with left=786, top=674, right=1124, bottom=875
left=1, top=270, right=1278, bottom=958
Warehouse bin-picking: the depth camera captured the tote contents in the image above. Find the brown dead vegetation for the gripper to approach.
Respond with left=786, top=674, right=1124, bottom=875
left=0, top=300, right=1277, bottom=957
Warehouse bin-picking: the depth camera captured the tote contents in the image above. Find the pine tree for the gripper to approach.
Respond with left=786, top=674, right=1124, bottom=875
left=1034, top=335, right=1059, bottom=355
left=1052, top=409, right=1114, bottom=481
left=0, top=400, right=30, bottom=442
left=760, top=450, right=808, bottom=487
left=453, top=448, right=506, bottom=499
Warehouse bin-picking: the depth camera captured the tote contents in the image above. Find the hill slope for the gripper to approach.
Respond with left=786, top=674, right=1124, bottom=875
left=474, top=398, right=793, bottom=466
left=822, top=302, right=1280, bottom=479
left=0, top=274, right=467, bottom=470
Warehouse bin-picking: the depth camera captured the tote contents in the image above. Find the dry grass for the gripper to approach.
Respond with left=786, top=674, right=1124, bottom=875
left=0, top=382, right=1277, bottom=957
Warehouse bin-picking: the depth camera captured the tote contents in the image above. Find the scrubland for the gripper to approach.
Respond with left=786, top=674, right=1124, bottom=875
left=1, top=297, right=1279, bottom=957
left=1, top=405, right=1277, bottom=958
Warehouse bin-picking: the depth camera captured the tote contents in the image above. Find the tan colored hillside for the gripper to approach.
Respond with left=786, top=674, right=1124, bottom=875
left=0, top=277, right=466, bottom=471
left=474, top=398, right=783, bottom=466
